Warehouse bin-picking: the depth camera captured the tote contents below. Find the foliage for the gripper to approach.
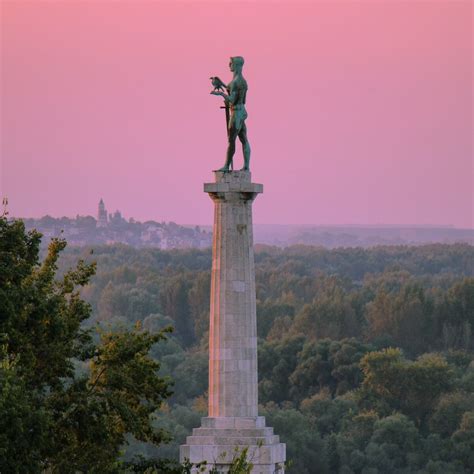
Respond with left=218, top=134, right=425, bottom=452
left=0, top=218, right=174, bottom=472
left=7, top=232, right=474, bottom=472
left=262, top=404, right=327, bottom=474
left=58, top=243, right=474, bottom=357
left=360, top=349, right=454, bottom=426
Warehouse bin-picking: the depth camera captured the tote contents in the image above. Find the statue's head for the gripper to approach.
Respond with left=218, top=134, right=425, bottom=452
left=229, top=56, right=245, bottom=73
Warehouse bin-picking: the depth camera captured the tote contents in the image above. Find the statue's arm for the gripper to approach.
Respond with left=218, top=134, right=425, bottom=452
left=211, top=86, right=237, bottom=104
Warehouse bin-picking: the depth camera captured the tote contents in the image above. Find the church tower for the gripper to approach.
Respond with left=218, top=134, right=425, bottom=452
left=97, top=198, right=108, bottom=227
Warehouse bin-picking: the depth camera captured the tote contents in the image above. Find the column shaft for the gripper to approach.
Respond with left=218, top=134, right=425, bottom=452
left=205, top=171, right=261, bottom=418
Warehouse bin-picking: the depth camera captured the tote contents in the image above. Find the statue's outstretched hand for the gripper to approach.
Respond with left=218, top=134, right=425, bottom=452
left=210, top=91, right=224, bottom=96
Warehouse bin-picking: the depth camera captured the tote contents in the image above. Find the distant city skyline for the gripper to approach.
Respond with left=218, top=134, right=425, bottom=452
left=5, top=196, right=473, bottom=230
left=20, top=208, right=474, bottom=249
left=1, top=1, right=472, bottom=228
left=6, top=196, right=469, bottom=229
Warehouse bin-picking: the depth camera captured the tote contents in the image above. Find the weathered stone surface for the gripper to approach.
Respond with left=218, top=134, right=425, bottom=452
left=200, top=416, right=266, bottom=429
left=180, top=171, right=285, bottom=473
left=180, top=415, right=286, bottom=473
left=181, top=441, right=285, bottom=473
left=206, top=171, right=261, bottom=418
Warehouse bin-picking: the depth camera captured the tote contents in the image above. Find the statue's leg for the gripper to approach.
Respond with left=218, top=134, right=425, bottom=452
left=218, top=127, right=238, bottom=172
left=238, top=123, right=250, bottom=171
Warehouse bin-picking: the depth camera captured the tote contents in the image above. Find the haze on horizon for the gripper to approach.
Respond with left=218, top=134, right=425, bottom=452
left=1, top=1, right=472, bottom=228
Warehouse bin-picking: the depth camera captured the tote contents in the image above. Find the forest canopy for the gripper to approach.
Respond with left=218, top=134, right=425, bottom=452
left=55, top=241, right=474, bottom=473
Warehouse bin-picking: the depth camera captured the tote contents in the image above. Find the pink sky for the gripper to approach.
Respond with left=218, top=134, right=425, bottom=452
left=1, top=1, right=472, bottom=227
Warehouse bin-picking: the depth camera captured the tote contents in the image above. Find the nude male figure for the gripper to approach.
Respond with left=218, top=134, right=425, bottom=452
left=210, top=56, right=251, bottom=171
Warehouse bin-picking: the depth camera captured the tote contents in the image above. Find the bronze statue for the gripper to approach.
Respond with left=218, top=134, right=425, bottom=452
left=210, top=56, right=251, bottom=172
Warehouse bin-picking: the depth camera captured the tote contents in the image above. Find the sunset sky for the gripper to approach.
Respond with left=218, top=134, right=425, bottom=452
left=1, top=0, right=472, bottom=227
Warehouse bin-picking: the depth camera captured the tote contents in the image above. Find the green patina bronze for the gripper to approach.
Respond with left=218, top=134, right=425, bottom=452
left=210, top=56, right=251, bottom=172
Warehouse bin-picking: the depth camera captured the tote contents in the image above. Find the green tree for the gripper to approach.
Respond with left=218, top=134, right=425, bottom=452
left=451, top=411, right=474, bottom=471
left=0, top=217, right=173, bottom=472
left=256, top=299, right=295, bottom=339
left=437, top=278, right=474, bottom=351
left=363, top=414, right=422, bottom=473
left=300, top=390, right=356, bottom=436
left=258, top=336, right=305, bottom=404
left=289, top=338, right=373, bottom=401
left=360, top=349, right=453, bottom=427
left=365, top=283, right=433, bottom=355
left=292, top=280, right=359, bottom=341
left=160, top=276, right=195, bottom=346
left=429, top=391, right=474, bottom=436
left=262, top=404, right=327, bottom=474
left=188, top=271, right=211, bottom=343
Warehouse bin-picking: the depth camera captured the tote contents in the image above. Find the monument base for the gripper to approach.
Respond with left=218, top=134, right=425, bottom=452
left=179, top=416, right=285, bottom=473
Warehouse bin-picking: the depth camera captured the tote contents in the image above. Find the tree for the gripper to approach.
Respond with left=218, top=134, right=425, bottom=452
left=256, top=299, right=295, bottom=339
left=360, top=349, right=453, bottom=427
left=364, top=414, right=422, bottom=473
left=0, top=217, right=173, bottom=472
left=300, top=390, right=356, bottom=436
left=437, top=278, right=474, bottom=351
left=289, top=338, right=373, bottom=401
left=365, top=283, right=433, bottom=355
left=292, top=280, right=359, bottom=341
left=451, top=411, right=474, bottom=471
left=262, top=404, right=327, bottom=474
left=258, top=336, right=305, bottom=404
left=160, top=276, right=195, bottom=346
left=188, top=271, right=211, bottom=342
left=429, top=391, right=474, bottom=437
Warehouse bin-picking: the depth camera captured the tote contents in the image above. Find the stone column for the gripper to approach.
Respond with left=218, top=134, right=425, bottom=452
left=207, top=170, right=260, bottom=418
left=180, top=171, right=285, bottom=474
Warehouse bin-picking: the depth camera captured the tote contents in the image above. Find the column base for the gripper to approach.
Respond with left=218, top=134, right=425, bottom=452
left=179, top=417, right=286, bottom=473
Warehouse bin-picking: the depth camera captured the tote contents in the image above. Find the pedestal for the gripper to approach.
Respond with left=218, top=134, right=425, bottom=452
left=179, top=171, right=285, bottom=473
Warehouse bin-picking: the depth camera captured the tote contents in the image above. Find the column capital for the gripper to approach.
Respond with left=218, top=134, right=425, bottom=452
left=204, top=171, right=263, bottom=201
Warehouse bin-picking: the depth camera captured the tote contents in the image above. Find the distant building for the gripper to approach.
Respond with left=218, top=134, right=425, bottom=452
left=109, top=210, right=125, bottom=225
left=97, top=198, right=108, bottom=227
left=22, top=206, right=213, bottom=249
